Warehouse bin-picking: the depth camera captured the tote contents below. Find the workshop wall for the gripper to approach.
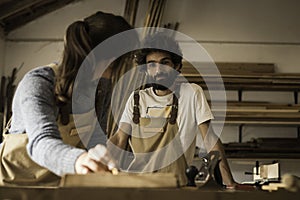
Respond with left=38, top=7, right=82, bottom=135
left=161, top=0, right=300, bottom=73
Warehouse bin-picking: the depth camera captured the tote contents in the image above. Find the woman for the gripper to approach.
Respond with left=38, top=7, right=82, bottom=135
left=1, top=11, right=137, bottom=185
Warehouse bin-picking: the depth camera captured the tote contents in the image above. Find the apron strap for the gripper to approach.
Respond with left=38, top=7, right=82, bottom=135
left=59, top=103, right=72, bottom=125
left=2, top=117, right=12, bottom=135
left=169, top=84, right=180, bottom=124
left=132, top=86, right=180, bottom=125
left=169, top=93, right=178, bottom=124
left=132, top=91, right=140, bottom=124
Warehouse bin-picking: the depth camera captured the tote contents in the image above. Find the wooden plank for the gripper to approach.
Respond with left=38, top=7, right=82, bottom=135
left=180, top=74, right=300, bottom=81
left=214, top=108, right=300, bottom=113
left=221, top=113, right=300, bottom=118
left=221, top=102, right=300, bottom=110
left=184, top=83, right=300, bottom=91
left=212, top=101, right=300, bottom=125
left=217, top=62, right=276, bottom=73
left=60, top=173, right=179, bottom=188
left=181, top=62, right=276, bottom=74
left=182, top=82, right=300, bottom=91
left=179, top=62, right=300, bottom=127
left=213, top=120, right=300, bottom=125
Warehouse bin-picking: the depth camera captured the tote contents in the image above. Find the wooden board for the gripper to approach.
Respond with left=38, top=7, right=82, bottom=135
left=177, top=61, right=300, bottom=92
left=209, top=101, right=300, bottom=125
left=60, top=172, right=179, bottom=188
left=181, top=62, right=276, bottom=74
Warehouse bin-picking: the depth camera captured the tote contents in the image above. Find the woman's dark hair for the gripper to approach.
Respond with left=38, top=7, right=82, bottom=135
left=55, top=11, right=134, bottom=106
left=135, top=32, right=183, bottom=71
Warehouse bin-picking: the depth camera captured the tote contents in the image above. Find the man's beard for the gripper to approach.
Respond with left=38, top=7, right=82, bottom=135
left=148, top=71, right=178, bottom=91
left=152, top=83, right=169, bottom=91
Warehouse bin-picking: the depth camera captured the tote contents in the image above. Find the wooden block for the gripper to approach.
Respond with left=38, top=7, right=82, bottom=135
left=261, top=174, right=300, bottom=192
left=262, top=183, right=286, bottom=191
left=60, top=172, right=179, bottom=188
left=282, top=174, right=300, bottom=192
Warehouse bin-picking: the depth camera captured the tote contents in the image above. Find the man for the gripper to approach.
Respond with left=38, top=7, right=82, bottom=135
left=109, top=32, right=236, bottom=187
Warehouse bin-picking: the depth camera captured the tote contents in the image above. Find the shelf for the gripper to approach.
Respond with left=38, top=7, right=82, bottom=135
left=211, top=102, right=300, bottom=126
left=224, top=138, right=300, bottom=158
left=181, top=62, right=300, bottom=149
left=180, top=62, right=300, bottom=103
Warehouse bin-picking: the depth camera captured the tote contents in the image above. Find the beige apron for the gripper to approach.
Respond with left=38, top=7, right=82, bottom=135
left=0, top=112, right=91, bottom=186
left=0, top=64, right=94, bottom=186
left=128, top=91, right=188, bottom=186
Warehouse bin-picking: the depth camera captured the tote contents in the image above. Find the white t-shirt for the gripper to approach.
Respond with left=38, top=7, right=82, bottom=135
left=120, top=83, right=214, bottom=164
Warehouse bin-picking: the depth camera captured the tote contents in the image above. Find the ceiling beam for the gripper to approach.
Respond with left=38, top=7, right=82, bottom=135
left=1, top=0, right=77, bottom=34
left=0, top=0, right=45, bottom=20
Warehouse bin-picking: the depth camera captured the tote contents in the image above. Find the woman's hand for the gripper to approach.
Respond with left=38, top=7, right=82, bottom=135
left=75, top=144, right=117, bottom=174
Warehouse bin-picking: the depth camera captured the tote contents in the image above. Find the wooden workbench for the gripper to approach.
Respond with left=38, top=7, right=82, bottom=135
left=0, top=185, right=299, bottom=200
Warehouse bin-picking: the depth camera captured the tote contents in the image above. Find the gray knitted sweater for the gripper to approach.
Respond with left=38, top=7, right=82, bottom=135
left=9, top=66, right=106, bottom=176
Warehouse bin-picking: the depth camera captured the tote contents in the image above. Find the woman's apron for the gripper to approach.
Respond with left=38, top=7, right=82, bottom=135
left=0, top=108, right=94, bottom=186
left=0, top=64, right=95, bottom=186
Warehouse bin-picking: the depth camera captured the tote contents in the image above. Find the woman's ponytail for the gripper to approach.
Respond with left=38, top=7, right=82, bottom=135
left=55, top=20, right=92, bottom=106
